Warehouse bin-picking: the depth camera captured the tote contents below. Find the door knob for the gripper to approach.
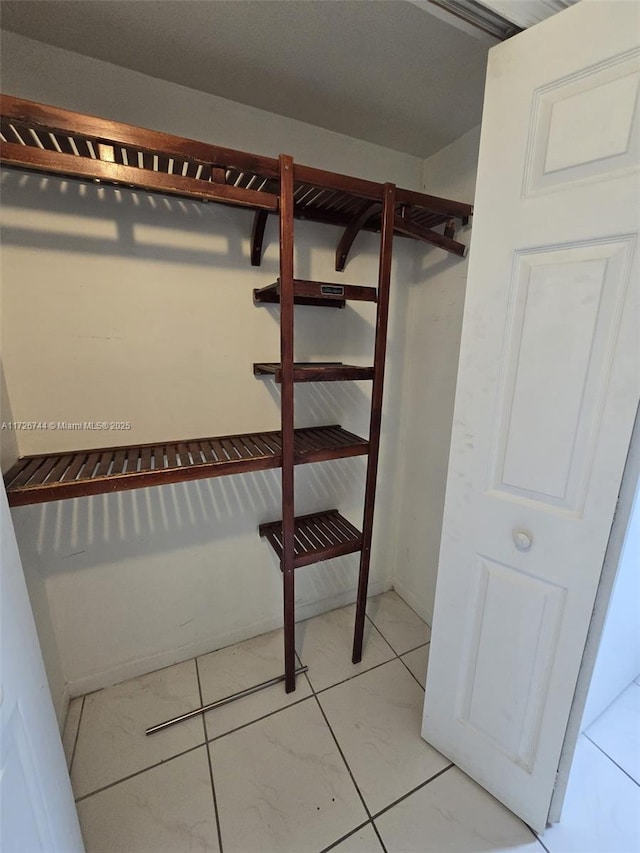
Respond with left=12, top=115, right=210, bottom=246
left=513, top=530, right=532, bottom=551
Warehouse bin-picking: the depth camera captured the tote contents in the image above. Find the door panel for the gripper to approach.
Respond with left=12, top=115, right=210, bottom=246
left=525, top=50, right=640, bottom=193
left=457, top=556, right=566, bottom=771
left=492, top=237, right=635, bottom=511
left=0, top=487, right=84, bottom=852
left=2, top=707, right=50, bottom=852
left=423, top=0, right=640, bottom=833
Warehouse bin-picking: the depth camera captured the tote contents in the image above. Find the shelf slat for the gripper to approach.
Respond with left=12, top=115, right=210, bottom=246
left=253, top=362, right=375, bottom=382
left=3, top=425, right=368, bottom=507
left=259, top=509, right=363, bottom=569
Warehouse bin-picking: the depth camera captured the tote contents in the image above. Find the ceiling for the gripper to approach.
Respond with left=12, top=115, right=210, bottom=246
left=0, top=0, right=493, bottom=159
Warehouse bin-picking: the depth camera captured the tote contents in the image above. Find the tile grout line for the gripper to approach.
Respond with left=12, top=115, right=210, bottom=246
left=312, top=693, right=383, bottom=845
left=364, top=611, right=400, bottom=657
left=397, top=654, right=426, bottom=691
left=305, top=671, right=375, bottom=826
left=73, top=742, right=206, bottom=803
left=370, top=819, right=390, bottom=853
left=195, top=657, right=225, bottom=853
left=206, top=694, right=312, bottom=744
left=315, top=658, right=397, bottom=697
left=308, top=667, right=436, bottom=853
left=583, top=732, right=640, bottom=788
left=318, top=819, right=372, bottom=853
left=364, top=610, right=430, bottom=661
left=308, top=603, right=436, bottom=851
left=68, top=696, right=86, bottom=774
left=370, top=763, right=454, bottom=821
left=401, top=639, right=431, bottom=657
left=304, top=640, right=429, bottom=700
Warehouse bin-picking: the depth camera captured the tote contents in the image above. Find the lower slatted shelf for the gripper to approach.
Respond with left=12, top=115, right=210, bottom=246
left=3, top=425, right=368, bottom=506
left=259, top=509, right=363, bottom=569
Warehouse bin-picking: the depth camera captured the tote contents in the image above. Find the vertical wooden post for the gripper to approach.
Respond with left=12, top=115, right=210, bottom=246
left=279, top=154, right=297, bottom=692
left=352, top=183, right=396, bottom=663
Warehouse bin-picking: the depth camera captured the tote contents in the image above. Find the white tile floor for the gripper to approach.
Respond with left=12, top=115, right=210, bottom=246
left=63, top=591, right=640, bottom=853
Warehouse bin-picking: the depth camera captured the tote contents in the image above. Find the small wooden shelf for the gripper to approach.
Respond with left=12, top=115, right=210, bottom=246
left=3, top=425, right=368, bottom=507
left=253, top=362, right=375, bottom=382
left=259, top=509, right=362, bottom=569
left=254, top=279, right=377, bottom=309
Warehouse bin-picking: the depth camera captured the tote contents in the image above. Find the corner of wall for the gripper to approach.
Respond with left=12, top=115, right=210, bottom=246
left=389, top=125, right=482, bottom=626
left=1, top=357, right=19, bottom=472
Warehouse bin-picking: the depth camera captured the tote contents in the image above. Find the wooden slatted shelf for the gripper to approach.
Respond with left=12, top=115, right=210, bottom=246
left=259, top=509, right=362, bottom=569
left=0, top=95, right=472, bottom=261
left=253, top=362, right=374, bottom=382
left=3, top=425, right=368, bottom=507
left=254, top=278, right=377, bottom=309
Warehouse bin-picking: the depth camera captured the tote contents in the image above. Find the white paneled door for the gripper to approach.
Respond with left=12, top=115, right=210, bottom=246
left=423, top=0, right=640, bottom=834
left=0, top=487, right=84, bottom=852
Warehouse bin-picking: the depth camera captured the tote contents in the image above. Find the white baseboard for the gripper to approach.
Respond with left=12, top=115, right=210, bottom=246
left=66, top=579, right=392, bottom=697
left=391, top=577, right=433, bottom=626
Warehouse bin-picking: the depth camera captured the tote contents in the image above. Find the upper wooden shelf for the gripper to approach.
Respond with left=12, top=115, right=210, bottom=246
left=253, top=362, right=375, bottom=383
left=254, top=278, right=377, bottom=308
left=0, top=95, right=472, bottom=262
left=3, top=424, right=368, bottom=507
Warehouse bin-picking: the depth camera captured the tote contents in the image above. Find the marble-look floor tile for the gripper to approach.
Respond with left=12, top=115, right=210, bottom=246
left=296, top=603, right=395, bottom=693
left=401, top=643, right=430, bottom=688
left=319, top=659, right=449, bottom=814
left=72, top=660, right=203, bottom=798
left=586, top=682, right=640, bottom=784
left=62, top=697, right=83, bottom=770
left=77, top=746, right=219, bottom=853
left=198, top=628, right=312, bottom=739
left=330, top=823, right=384, bottom=852
left=365, top=591, right=430, bottom=654
left=376, top=766, right=540, bottom=852
left=211, top=697, right=367, bottom=853
left=542, top=735, right=640, bottom=853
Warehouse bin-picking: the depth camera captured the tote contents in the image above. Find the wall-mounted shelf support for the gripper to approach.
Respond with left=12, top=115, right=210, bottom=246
left=251, top=210, right=269, bottom=266
left=335, top=201, right=382, bottom=271
left=394, top=214, right=467, bottom=257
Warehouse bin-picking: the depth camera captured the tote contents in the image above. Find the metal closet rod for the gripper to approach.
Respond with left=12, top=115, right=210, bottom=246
left=145, top=665, right=309, bottom=735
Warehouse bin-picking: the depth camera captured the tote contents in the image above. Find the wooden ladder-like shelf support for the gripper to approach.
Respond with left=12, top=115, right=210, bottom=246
left=256, top=158, right=396, bottom=692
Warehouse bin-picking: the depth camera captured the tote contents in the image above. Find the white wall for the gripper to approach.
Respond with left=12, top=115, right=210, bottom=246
left=391, top=126, right=481, bottom=623
left=0, top=32, right=440, bottom=699
left=1, top=359, right=19, bottom=471
left=582, top=469, right=640, bottom=728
